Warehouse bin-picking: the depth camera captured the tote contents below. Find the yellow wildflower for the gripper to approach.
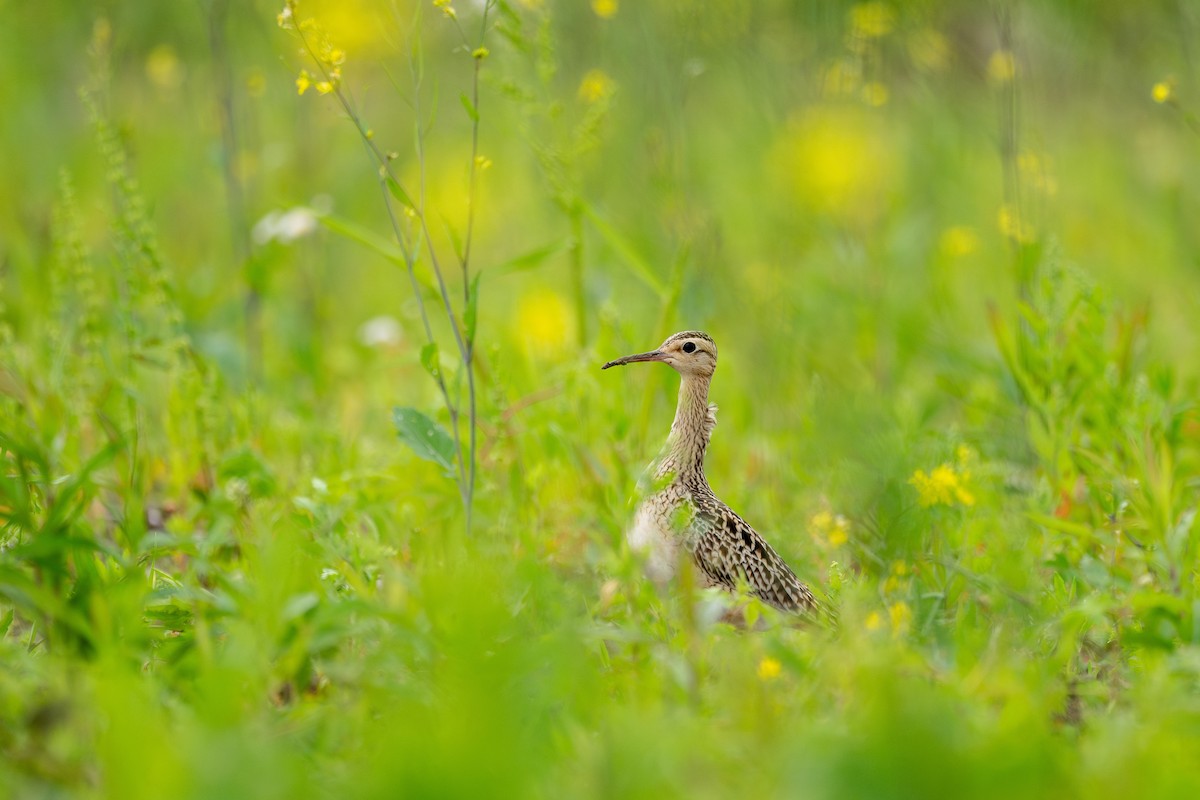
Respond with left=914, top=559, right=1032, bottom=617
left=578, top=69, right=615, bottom=103
left=1152, top=80, right=1174, bottom=104
left=909, top=463, right=974, bottom=507
left=515, top=287, right=575, bottom=360
left=987, top=49, right=1016, bottom=84
left=997, top=203, right=1034, bottom=243
left=939, top=225, right=979, bottom=257
left=145, top=45, right=184, bottom=90
left=296, top=69, right=312, bottom=95
left=889, top=601, right=912, bottom=636
left=757, top=657, right=782, bottom=681
left=1018, top=151, right=1058, bottom=196
left=862, top=82, right=889, bottom=107
left=592, top=0, right=618, bottom=19
left=474, top=155, right=493, bottom=170
left=316, top=81, right=334, bottom=95
left=777, top=105, right=898, bottom=223
left=884, top=560, right=910, bottom=594
left=821, top=58, right=861, bottom=97
left=472, top=46, right=490, bottom=60
left=828, top=516, right=849, bottom=546
left=850, top=2, right=895, bottom=39
left=865, top=611, right=883, bottom=631
left=810, top=509, right=850, bottom=548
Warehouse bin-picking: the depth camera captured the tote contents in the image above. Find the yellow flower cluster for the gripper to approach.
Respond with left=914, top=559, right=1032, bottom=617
left=909, top=448, right=976, bottom=508
left=592, top=0, right=618, bottom=19
left=939, top=225, right=979, bottom=258
left=778, top=105, right=897, bottom=222
left=888, top=601, right=912, bottom=635
left=809, top=509, right=850, bottom=548
left=997, top=203, right=1034, bottom=244
left=1152, top=78, right=1175, bottom=104
left=279, top=3, right=345, bottom=97
left=757, top=656, right=782, bottom=681
left=850, top=2, right=895, bottom=39
left=866, top=602, right=912, bottom=637
left=1018, top=150, right=1058, bottom=196
left=514, top=288, right=575, bottom=360
left=578, top=69, right=616, bottom=104
left=883, top=559, right=909, bottom=594
left=866, top=559, right=916, bottom=638
left=987, top=49, right=1017, bottom=84
left=145, top=45, right=184, bottom=90
left=821, top=4, right=905, bottom=106
left=861, top=82, right=889, bottom=107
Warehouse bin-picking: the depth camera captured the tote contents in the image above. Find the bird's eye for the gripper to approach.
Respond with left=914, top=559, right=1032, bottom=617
left=682, top=341, right=696, bottom=354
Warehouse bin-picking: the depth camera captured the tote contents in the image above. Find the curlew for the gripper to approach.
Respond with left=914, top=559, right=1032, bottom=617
left=603, top=331, right=820, bottom=615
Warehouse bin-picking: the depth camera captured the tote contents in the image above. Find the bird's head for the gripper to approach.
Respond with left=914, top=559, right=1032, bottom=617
left=602, top=331, right=718, bottom=379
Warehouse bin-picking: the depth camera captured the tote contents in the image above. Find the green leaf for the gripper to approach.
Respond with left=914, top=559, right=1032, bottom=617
left=319, top=215, right=406, bottom=266
left=393, top=407, right=456, bottom=475
left=581, top=201, right=667, bottom=298
left=420, top=342, right=441, bottom=381
left=282, top=592, right=320, bottom=622
left=465, top=272, right=483, bottom=344
left=218, top=447, right=277, bottom=498
left=492, top=240, right=567, bottom=275
left=386, top=176, right=415, bottom=209
left=460, top=92, right=479, bottom=122
left=1027, top=513, right=1093, bottom=538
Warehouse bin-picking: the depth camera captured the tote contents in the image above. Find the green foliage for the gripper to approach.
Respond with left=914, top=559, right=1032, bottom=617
left=393, top=406, right=457, bottom=474
left=2, top=0, right=1200, bottom=798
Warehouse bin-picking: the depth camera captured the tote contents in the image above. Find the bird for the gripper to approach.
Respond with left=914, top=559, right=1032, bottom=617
left=602, top=331, right=820, bottom=615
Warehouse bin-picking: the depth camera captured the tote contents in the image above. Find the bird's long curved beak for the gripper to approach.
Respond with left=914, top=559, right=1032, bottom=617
left=602, top=349, right=665, bottom=369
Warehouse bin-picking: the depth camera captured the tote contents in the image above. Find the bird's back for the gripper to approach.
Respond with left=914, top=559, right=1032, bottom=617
left=686, top=489, right=818, bottom=613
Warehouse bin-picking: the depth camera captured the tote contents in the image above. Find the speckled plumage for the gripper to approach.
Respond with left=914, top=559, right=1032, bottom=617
left=604, top=331, right=819, bottom=614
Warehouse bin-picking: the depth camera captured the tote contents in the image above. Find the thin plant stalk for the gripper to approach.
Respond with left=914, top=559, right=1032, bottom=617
left=293, top=25, right=469, bottom=510
left=207, top=0, right=258, bottom=380
left=290, top=2, right=492, bottom=531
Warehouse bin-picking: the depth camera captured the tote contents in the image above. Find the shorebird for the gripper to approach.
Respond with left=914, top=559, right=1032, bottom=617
left=603, top=331, right=819, bottom=614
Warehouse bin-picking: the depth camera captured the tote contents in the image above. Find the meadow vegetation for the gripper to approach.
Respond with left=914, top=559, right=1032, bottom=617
left=3, top=1, right=1200, bottom=797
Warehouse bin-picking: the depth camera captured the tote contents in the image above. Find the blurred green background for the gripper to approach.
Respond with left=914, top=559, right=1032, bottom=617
left=3, top=0, right=1200, bottom=797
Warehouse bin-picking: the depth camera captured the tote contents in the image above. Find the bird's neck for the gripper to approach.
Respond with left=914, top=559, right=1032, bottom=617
left=657, top=375, right=714, bottom=485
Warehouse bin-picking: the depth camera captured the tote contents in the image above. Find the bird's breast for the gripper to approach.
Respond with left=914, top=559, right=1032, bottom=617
left=627, top=485, right=698, bottom=583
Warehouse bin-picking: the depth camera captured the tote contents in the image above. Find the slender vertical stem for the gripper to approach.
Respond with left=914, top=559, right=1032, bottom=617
left=994, top=4, right=1028, bottom=300
left=292, top=4, right=491, bottom=531
left=569, top=203, right=586, bottom=348
left=208, top=0, right=257, bottom=380
left=299, top=26, right=469, bottom=501
left=458, top=2, right=494, bottom=532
